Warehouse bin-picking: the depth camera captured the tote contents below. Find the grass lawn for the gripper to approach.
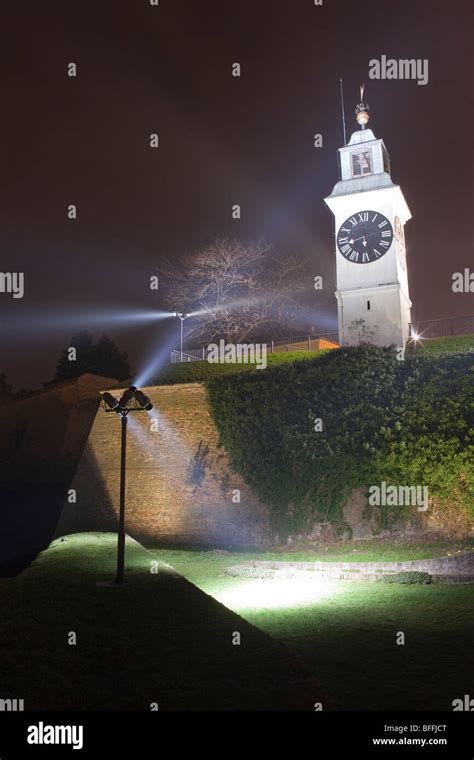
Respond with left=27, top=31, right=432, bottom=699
left=143, top=334, right=474, bottom=386
left=207, top=539, right=474, bottom=563
left=151, top=542, right=474, bottom=711
left=2, top=534, right=473, bottom=711
left=146, top=349, right=330, bottom=385
left=0, top=533, right=329, bottom=711
left=406, top=333, right=474, bottom=357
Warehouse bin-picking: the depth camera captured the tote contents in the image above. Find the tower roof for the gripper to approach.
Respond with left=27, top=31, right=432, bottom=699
left=348, top=128, right=377, bottom=145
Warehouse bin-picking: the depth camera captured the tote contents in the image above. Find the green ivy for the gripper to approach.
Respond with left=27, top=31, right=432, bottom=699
left=207, top=346, right=474, bottom=539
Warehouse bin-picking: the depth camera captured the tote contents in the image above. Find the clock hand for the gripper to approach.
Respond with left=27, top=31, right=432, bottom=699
left=350, top=230, right=383, bottom=244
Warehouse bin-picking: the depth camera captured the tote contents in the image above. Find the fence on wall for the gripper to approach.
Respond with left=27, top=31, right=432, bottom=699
left=169, top=316, right=474, bottom=363
left=409, top=315, right=474, bottom=340
left=170, top=332, right=340, bottom=363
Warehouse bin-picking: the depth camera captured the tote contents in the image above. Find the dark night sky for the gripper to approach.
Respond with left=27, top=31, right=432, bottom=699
left=1, top=0, right=472, bottom=387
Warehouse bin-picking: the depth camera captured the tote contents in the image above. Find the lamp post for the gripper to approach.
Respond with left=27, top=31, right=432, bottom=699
left=174, top=312, right=188, bottom=362
left=101, top=386, right=153, bottom=586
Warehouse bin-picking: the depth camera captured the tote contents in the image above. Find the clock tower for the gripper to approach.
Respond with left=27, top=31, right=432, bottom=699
left=325, top=88, right=412, bottom=349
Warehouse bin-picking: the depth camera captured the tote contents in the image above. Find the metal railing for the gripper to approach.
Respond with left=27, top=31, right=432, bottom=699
left=170, top=332, right=340, bottom=363
left=409, top=315, right=474, bottom=340
left=169, top=318, right=474, bottom=362
left=170, top=348, right=206, bottom=363
left=269, top=333, right=339, bottom=352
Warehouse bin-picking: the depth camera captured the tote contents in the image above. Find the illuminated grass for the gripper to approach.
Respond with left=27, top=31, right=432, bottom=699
left=0, top=533, right=328, bottom=710
left=406, top=333, right=474, bottom=357
left=155, top=545, right=474, bottom=710
left=151, top=333, right=474, bottom=385
left=148, top=349, right=330, bottom=385
left=3, top=535, right=472, bottom=711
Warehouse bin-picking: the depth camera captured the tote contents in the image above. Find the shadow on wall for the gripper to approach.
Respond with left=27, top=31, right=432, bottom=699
left=0, top=374, right=118, bottom=576
left=1, top=484, right=65, bottom=576
left=55, top=438, right=117, bottom=538
left=1, top=453, right=115, bottom=577
left=56, top=383, right=271, bottom=550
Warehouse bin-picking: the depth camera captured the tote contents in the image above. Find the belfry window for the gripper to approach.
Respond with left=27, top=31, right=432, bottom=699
left=352, top=150, right=372, bottom=177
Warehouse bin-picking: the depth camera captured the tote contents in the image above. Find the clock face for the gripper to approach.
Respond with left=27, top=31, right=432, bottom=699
left=394, top=216, right=406, bottom=270
left=337, top=210, right=394, bottom=264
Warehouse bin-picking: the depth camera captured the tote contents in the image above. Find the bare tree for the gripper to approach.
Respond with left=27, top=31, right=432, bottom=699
left=157, top=238, right=309, bottom=343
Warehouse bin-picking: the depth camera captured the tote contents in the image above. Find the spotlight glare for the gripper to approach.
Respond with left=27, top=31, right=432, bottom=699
left=213, top=578, right=339, bottom=611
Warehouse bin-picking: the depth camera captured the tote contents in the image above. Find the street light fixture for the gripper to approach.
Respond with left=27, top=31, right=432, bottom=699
left=174, top=312, right=189, bottom=362
left=101, top=385, right=154, bottom=586
left=101, top=392, right=121, bottom=411
left=412, top=332, right=420, bottom=357
left=134, top=389, right=153, bottom=410
left=118, top=385, right=137, bottom=406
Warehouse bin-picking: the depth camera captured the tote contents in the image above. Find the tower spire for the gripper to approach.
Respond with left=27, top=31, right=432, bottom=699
left=355, top=84, right=370, bottom=129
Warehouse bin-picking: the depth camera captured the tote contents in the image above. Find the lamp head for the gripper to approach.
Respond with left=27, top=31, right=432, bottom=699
left=119, top=385, right=137, bottom=407
left=134, top=389, right=153, bottom=411
left=101, top=392, right=122, bottom=412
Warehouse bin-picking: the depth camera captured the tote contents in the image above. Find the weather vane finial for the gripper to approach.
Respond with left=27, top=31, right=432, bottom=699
left=355, top=84, right=370, bottom=129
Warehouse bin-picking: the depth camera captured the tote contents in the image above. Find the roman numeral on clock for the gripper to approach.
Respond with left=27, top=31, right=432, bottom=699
left=378, top=220, right=388, bottom=229
left=349, top=250, right=359, bottom=262
left=380, top=240, right=390, bottom=248
left=362, top=251, right=370, bottom=263
left=358, top=212, right=369, bottom=222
